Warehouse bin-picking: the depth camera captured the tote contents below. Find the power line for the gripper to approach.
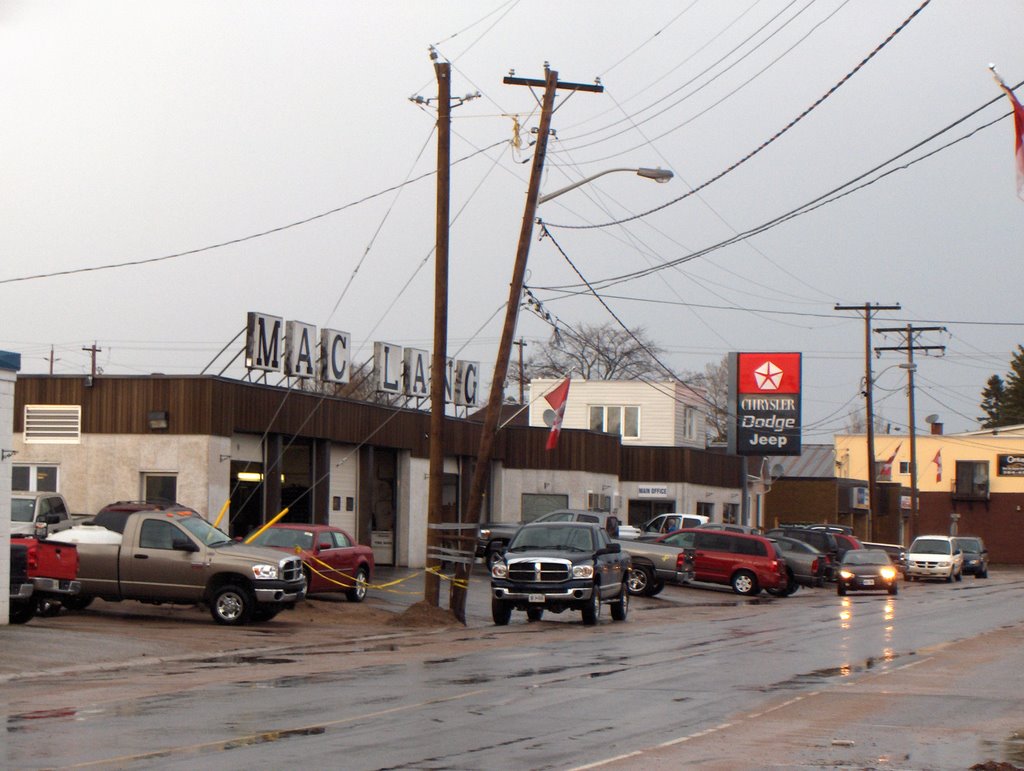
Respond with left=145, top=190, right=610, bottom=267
left=544, top=0, right=932, bottom=231
left=0, top=140, right=506, bottom=286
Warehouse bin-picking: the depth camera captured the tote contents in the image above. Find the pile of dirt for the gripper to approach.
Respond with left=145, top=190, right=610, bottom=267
left=971, top=762, right=1023, bottom=771
left=295, top=597, right=397, bottom=627
left=387, top=600, right=461, bottom=628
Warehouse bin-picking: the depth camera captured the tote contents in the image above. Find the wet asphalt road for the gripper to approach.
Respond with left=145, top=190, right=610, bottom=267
left=3, top=567, right=1024, bottom=769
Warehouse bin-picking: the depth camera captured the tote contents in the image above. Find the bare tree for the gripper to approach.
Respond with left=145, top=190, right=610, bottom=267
left=522, top=322, right=670, bottom=381
left=696, top=355, right=730, bottom=443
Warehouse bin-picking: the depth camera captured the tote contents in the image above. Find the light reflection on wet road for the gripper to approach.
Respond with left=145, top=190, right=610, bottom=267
left=3, top=571, right=1024, bottom=769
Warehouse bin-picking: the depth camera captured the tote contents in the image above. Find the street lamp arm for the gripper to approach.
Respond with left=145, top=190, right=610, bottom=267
left=537, top=167, right=673, bottom=204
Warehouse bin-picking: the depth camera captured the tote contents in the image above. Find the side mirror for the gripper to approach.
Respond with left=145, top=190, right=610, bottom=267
left=601, top=542, right=622, bottom=555
left=172, top=537, right=200, bottom=553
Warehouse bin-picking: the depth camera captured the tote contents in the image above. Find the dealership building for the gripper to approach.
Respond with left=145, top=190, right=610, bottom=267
left=9, top=373, right=746, bottom=567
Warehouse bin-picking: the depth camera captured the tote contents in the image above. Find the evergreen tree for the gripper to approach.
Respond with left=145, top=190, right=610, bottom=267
left=980, top=345, right=1024, bottom=427
left=979, top=374, right=1006, bottom=428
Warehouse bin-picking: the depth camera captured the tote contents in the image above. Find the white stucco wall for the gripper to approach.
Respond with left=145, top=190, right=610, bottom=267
left=13, top=434, right=225, bottom=518
left=488, top=463, right=620, bottom=524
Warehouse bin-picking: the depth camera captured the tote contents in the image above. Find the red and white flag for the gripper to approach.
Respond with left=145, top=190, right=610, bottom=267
left=991, top=66, right=1024, bottom=199
left=544, top=377, right=571, bottom=451
left=932, top=449, right=942, bottom=483
left=878, top=442, right=902, bottom=479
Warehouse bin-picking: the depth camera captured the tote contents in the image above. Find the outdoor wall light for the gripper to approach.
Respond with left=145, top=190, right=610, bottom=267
left=147, top=410, right=169, bottom=430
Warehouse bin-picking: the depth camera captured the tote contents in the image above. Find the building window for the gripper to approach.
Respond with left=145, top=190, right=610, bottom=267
left=589, top=405, right=640, bottom=439
left=898, top=461, right=910, bottom=475
left=12, top=464, right=59, bottom=492
left=24, top=405, right=81, bottom=444
left=682, top=407, right=697, bottom=441
left=723, top=503, right=739, bottom=524
left=953, top=461, right=989, bottom=500
left=696, top=501, right=714, bottom=518
left=143, top=474, right=178, bottom=503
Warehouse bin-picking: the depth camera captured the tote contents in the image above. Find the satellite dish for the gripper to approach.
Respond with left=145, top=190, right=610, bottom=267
left=542, top=409, right=557, bottom=427
left=924, top=414, right=940, bottom=424
left=770, top=463, right=785, bottom=480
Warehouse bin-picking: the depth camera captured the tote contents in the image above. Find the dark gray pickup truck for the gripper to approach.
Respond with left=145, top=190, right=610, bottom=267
left=489, top=521, right=630, bottom=626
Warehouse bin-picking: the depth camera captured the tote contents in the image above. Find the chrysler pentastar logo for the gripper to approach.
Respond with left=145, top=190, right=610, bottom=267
left=753, top=361, right=783, bottom=390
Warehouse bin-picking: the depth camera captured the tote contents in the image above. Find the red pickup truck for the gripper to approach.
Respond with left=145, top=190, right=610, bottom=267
left=10, top=536, right=81, bottom=616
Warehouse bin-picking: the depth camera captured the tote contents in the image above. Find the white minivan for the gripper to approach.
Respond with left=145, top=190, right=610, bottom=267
left=905, top=535, right=964, bottom=582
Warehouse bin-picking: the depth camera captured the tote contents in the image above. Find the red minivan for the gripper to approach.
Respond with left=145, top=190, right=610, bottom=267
left=655, top=528, right=788, bottom=596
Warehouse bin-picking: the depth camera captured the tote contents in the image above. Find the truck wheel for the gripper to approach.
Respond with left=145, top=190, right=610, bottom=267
left=731, top=570, right=759, bottom=596
left=526, top=606, right=544, bottom=622
left=491, top=597, right=512, bottom=626
left=611, top=580, right=629, bottom=622
left=346, top=567, right=369, bottom=603
left=9, top=601, right=35, bottom=625
left=581, top=586, right=601, bottom=625
left=62, top=595, right=93, bottom=611
left=626, top=566, right=652, bottom=596
left=954, top=568, right=963, bottom=582
left=648, top=579, right=665, bottom=597
left=210, top=584, right=255, bottom=625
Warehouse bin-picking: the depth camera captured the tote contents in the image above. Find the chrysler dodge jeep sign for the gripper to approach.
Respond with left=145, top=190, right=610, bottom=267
left=727, top=352, right=802, bottom=456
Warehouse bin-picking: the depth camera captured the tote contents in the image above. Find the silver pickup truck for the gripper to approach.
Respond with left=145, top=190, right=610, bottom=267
left=51, top=508, right=306, bottom=625
left=615, top=537, right=694, bottom=596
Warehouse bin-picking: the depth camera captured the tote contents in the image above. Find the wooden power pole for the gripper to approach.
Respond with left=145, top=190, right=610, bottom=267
left=835, top=302, right=900, bottom=540
left=449, top=66, right=603, bottom=622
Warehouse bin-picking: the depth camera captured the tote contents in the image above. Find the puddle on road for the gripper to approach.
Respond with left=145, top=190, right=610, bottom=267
left=765, top=650, right=916, bottom=690
left=980, top=729, right=1024, bottom=765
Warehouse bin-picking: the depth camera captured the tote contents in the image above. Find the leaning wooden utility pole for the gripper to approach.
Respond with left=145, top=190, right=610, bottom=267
left=449, top=66, right=603, bottom=622
left=424, top=56, right=452, bottom=606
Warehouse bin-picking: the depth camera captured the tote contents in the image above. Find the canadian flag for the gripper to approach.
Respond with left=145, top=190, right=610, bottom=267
left=544, top=377, right=571, bottom=451
left=878, top=442, right=902, bottom=479
left=991, top=67, right=1024, bottom=199
left=932, top=449, right=943, bottom=483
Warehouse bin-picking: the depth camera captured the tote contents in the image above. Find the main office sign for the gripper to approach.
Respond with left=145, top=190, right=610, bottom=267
left=728, top=351, right=802, bottom=456
left=245, top=311, right=479, bottom=406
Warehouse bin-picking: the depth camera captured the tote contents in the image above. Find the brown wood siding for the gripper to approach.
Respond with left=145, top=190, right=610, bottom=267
left=499, top=426, right=621, bottom=475
left=14, top=375, right=739, bottom=484
left=620, top=445, right=744, bottom=487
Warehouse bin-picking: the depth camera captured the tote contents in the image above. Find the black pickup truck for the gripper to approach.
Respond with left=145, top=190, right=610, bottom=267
left=489, top=521, right=630, bottom=626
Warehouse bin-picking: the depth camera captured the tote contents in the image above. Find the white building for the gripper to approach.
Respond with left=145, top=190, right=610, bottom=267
left=528, top=377, right=709, bottom=448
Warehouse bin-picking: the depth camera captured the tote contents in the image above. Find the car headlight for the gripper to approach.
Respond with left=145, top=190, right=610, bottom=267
left=491, top=563, right=507, bottom=579
left=880, top=567, right=896, bottom=580
left=480, top=528, right=491, bottom=540
left=251, top=563, right=280, bottom=580
left=839, top=569, right=855, bottom=580
left=572, top=564, right=595, bottom=579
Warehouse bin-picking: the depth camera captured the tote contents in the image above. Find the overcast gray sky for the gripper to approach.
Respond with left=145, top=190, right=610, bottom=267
left=3, top=1, right=1023, bottom=438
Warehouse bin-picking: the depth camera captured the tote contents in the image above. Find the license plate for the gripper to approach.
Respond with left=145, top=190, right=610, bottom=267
left=862, top=578, right=874, bottom=586
left=528, top=594, right=545, bottom=603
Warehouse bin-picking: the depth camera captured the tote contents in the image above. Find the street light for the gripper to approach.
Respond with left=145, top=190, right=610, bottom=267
left=538, top=167, right=674, bottom=204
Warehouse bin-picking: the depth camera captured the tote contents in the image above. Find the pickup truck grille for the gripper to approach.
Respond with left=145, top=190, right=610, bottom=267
left=281, top=557, right=304, bottom=582
left=507, top=559, right=571, bottom=583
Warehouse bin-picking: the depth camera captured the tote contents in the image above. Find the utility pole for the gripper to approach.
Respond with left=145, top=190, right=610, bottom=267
left=875, top=324, right=945, bottom=543
left=82, top=343, right=102, bottom=379
left=449, top=66, right=603, bottom=621
left=48, top=345, right=60, bottom=375
left=512, top=337, right=527, bottom=404
left=424, top=55, right=451, bottom=607
left=835, top=302, right=900, bottom=540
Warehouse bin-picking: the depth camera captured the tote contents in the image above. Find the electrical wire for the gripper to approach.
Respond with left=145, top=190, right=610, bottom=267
left=0, top=140, right=506, bottom=286
left=544, top=0, right=933, bottom=230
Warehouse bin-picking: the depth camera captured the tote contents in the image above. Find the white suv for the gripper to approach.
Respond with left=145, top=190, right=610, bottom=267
left=905, top=535, right=964, bottom=583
